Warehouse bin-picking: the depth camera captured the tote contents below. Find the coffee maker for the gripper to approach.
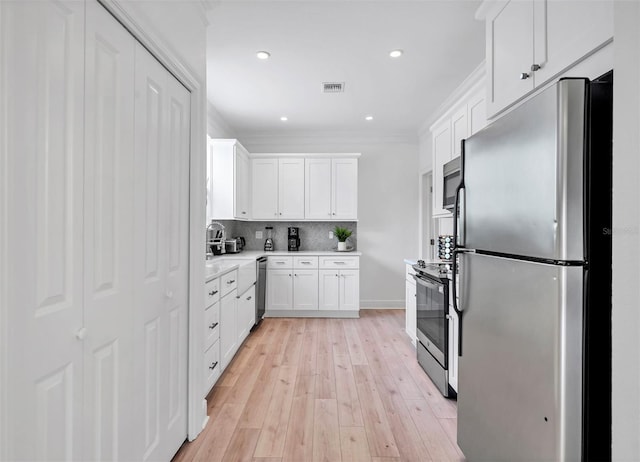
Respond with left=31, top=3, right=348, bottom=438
left=288, top=227, right=300, bottom=251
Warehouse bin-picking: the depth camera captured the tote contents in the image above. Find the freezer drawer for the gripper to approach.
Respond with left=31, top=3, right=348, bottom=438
left=457, top=253, right=584, bottom=461
left=463, top=79, right=587, bottom=261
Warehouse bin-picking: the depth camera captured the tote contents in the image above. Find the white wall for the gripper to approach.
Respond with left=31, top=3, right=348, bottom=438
left=612, top=1, right=640, bottom=459
left=208, top=102, right=236, bottom=139
left=241, top=133, right=420, bottom=308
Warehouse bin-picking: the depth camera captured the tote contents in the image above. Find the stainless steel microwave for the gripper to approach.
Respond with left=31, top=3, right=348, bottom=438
left=443, top=157, right=461, bottom=211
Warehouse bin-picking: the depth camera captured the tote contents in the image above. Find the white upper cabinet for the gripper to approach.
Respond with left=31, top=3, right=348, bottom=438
left=251, top=158, right=279, bottom=219
left=432, top=120, right=452, bottom=218
left=305, top=158, right=358, bottom=221
left=249, top=154, right=359, bottom=221
left=332, top=158, right=358, bottom=220
left=481, top=0, right=613, bottom=117
left=305, top=158, right=332, bottom=220
left=278, top=158, right=305, bottom=219
left=451, top=107, right=468, bottom=159
left=208, top=138, right=251, bottom=220
left=486, top=0, right=535, bottom=116
left=468, top=91, right=487, bottom=136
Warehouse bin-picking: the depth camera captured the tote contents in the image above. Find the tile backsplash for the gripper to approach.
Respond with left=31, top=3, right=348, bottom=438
left=213, top=220, right=357, bottom=252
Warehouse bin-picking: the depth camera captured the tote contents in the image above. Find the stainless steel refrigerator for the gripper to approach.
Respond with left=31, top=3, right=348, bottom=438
left=453, top=76, right=612, bottom=461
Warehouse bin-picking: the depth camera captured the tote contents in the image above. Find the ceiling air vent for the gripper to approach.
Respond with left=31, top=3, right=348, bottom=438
left=322, top=82, right=345, bottom=93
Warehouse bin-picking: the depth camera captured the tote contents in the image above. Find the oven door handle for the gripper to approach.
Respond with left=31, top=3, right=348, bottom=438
left=412, top=274, right=443, bottom=292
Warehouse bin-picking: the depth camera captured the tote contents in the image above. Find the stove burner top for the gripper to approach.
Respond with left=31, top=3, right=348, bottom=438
left=413, top=260, right=454, bottom=279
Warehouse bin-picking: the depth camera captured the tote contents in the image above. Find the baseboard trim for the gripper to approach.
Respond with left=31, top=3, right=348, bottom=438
left=359, top=300, right=404, bottom=309
left=265, top=310, right=359, bottom=318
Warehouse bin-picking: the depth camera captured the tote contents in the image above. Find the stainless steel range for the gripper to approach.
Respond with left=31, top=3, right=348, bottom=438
left=412, top=260, right=456, bottom=398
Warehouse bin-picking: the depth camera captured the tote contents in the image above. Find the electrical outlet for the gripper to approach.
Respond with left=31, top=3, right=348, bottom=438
left=329, top=231, right=334, bottom=239
left=256, top=230, right=263, bottom=239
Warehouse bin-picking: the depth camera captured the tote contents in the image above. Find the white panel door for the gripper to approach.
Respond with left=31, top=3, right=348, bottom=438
left=451, top=107, right=467, bottom=159
left=235, top=148, right=251, bottom=219
left=405, top=280, right=417, bottom=343
left=267, top=269, right=293, bottom=310
left=162, top=63, right=190, bottom=458
left=251, top=159, right=278, bottom=219
left=2, top=1, right=85, bottom=460
left=83, top=4, right=136, bottom=460
left=237, top=286, right=255, bottom=343
left=318, top=270, right=340, bottom=311
left=332, top=159, right=358, bottom=220
left=339, top=270, right=360, bottom=311
left=293, top=270, right=318, bottom=310
left=278, top=158, right=305, bottom=219
left=133, top=42, right=190, bottom=462
left=305, top=158, right=332, bottom=220
left=467, top=91, right=487, bottom=136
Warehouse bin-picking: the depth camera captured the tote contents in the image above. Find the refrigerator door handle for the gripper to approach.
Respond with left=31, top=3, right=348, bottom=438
left=454, top=139, right=466, bottom=249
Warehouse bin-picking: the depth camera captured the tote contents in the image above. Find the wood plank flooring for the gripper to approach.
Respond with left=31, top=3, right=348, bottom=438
left=173, top=310, right=465, bottom=462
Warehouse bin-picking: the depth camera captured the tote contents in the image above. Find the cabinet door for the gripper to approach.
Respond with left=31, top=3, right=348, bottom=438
left=332, top=158, right=358, bottom=220
left=487, top=0, right=534, bottom=117
left=532, top=0, right=613, bottom=86
left=339, top=270, right=360, bottom=311
left=266, top=269, right=293, bottom=310
left=251, top=158, right=278, bottom=219
left=318, top=270, right=340, bottom=311
left=293, top=269, right=319, bottom=310
left=467, top=91, right=487, bottom=136
left=405, top=280, right=417, bottom=343
left=432, top=121, right=451, bottom=217
left=305, top=158, right=332, bottom=220
left=278, top=158, right=305, bottom=219
left=220, top=291, right=238, bottom=370
left=235, top=147, right=251, bottom=219
left=451, top=107, right=467, bottom=159
left=237, top=286, right=255, bottom=343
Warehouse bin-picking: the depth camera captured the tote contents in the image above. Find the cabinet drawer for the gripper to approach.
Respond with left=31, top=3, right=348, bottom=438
left=294, top=256, right=318, bottom=269
left=204, top=340, right=221, bottom=394
left=221, top=270, right=238, bottom=297
left=267, top=256, right=293, bottom=269
left=319, top=256, right=359, bottom=269
left=204, top=278, right=220, bottom=308
left=204, top=302, right=220, bottom=350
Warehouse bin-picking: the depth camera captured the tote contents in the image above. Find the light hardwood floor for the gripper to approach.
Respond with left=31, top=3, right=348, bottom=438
left=173, top=310, right=465, bottom=462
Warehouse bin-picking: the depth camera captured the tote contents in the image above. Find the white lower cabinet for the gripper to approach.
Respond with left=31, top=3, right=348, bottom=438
left=267, top=255, right=359, bottom=315
left=220, top=289, right=238, bottom=370
left=405, top=264, right=417, bottom=344
left=203, top=340, right=221, bottom=393
left=237, top=285, right=256, bottom=343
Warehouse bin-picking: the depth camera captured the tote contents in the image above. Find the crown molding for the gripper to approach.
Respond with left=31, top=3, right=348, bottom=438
left=418, top=60, right=486, bottom=137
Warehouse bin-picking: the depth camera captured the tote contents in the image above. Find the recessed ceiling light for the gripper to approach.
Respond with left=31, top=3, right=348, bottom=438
left=280, top=116, right=288, bottom=121
left=365, top=116, right=374, bottom=121
left=256, top=51, right=271, bottom=60
left=389, top=49, right=403, bottom=58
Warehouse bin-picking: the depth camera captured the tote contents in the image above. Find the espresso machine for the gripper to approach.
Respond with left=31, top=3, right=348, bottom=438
left=288, top=227, right=300, bottom=251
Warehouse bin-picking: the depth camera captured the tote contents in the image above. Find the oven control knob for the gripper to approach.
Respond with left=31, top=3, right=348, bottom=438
left=417, top=259, right=426, bottom=268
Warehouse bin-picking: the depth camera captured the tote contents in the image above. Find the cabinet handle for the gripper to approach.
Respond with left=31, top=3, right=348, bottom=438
left=246, top=295, right=252, bottom=300
left=242, top=211, right=247, bottom=214
left=332, top=212, right=336, bottom=215
left=208, top=290, right=218, bottom=296
left=519, top=72, right=530, bottom=80
left=276, top=261, right=285, bottom=264
left=334, top=261, right=346, bottom=265
left=209, top=361, right=218, bottom=371
left=227, top=280, right=235, bottom=284
left=301, top=261, right=311, bottom=264
left=530, top=63, right=541, bottom=72
left=279, top=212, right=282, bottom=215
left=336, top=274, right=339, bottom=277
left=209, top=322, right=219, bottom=330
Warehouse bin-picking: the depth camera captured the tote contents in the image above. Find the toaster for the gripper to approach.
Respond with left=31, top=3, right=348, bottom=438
left=225, top=237, right=245, bottom=254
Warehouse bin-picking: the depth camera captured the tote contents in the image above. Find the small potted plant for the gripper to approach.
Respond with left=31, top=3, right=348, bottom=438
left=334, top=226, right=352, bottom=251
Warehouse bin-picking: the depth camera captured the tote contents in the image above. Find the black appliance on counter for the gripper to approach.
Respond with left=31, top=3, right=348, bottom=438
left=412, top=259, right=456, bottom=398
left=288, top=227, right=300, bottom=251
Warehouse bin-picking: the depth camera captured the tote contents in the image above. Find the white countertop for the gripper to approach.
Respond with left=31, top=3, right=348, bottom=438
left=206, top=250, right=362, bottom=282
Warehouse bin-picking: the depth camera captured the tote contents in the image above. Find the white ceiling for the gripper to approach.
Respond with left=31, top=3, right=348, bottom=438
left=206, top=1, right=485, bottom=138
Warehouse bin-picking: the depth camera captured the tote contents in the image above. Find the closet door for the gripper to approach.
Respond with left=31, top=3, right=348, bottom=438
left=2, top=1, right=86, bottom=460
left=133, top=43, right=189, bottom=461
left=83, top=3, right=136, bottom=460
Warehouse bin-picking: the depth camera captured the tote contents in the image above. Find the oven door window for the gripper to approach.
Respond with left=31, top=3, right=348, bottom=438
left=415, top=276, right=447, bottom=361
